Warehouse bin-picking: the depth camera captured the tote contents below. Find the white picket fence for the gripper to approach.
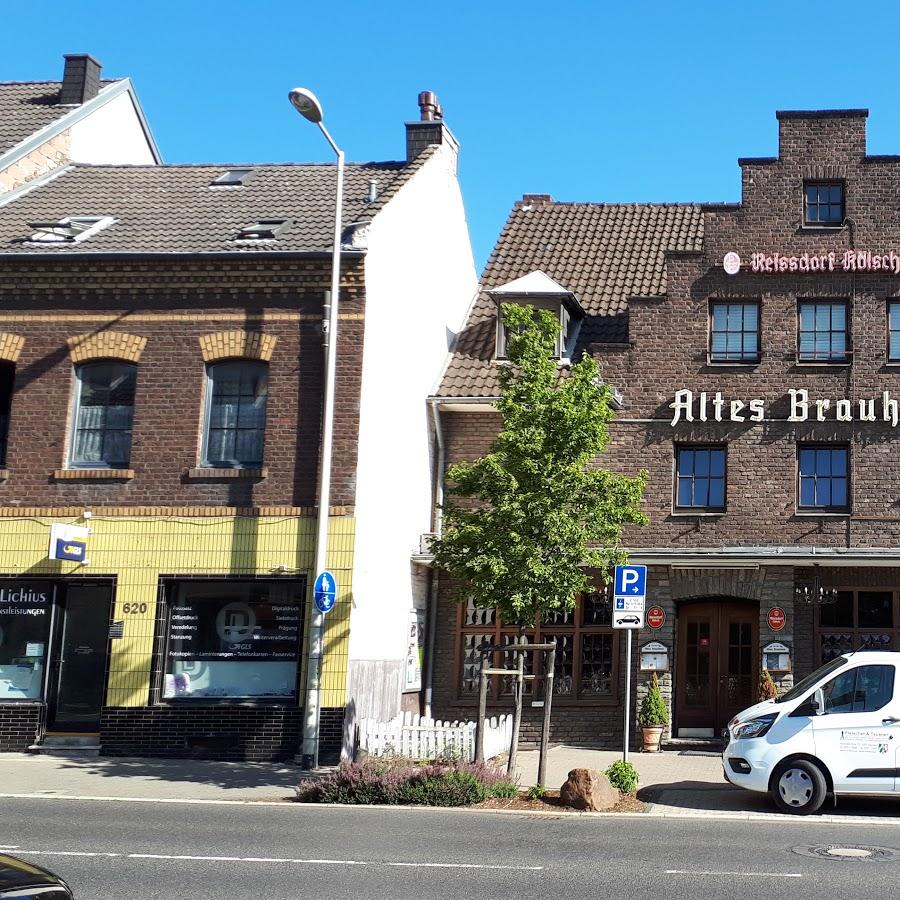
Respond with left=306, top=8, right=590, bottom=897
left=356, top=712, right=513, bottom=762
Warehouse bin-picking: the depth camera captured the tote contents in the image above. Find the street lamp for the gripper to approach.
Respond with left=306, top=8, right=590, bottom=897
left=289, top=86, right=345, bottom=770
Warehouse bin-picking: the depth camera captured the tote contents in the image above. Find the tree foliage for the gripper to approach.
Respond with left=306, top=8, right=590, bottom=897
left=432, top=303, right=648, bottom=626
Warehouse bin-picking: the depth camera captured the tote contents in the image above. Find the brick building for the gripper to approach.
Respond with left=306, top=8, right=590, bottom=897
left=425, top=108, right=900, bottom=747
left=0, top=66, right=476, bottom=758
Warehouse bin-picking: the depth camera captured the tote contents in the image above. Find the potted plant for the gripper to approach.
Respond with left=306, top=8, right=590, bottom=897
left=638, top=672, right=668, bottom=752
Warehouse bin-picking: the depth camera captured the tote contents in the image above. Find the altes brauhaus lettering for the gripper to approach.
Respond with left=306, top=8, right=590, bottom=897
left=670, top=389, right=900, bottom=426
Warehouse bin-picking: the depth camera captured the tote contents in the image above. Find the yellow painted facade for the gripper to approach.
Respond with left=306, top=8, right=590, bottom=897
left=0, top=513, right=354, bottom=709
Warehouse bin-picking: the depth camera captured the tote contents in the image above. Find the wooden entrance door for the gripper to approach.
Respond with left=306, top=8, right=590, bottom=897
left=676, top=601, right=758, bottom=734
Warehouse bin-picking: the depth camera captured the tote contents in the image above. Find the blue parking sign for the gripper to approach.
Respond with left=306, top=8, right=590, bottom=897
left=614, top=565, right=647, bottom=598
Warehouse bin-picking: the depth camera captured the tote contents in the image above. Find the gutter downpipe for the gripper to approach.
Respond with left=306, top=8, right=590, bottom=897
left=424, top=398, right=445, bottom=718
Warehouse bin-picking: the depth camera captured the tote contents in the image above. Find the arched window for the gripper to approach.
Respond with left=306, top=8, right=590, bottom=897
left=70, top=362, right=137, bottom=468
left=202, top=361, right=268, bottom=468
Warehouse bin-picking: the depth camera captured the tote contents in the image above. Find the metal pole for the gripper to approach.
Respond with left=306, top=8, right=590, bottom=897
left=506, top=634, right=525, bottom=778
left=623, top=630, right=632, bottom=763
left=537, top=640, right=556, bottom=789
left=301, top=128, right=344, bottom=771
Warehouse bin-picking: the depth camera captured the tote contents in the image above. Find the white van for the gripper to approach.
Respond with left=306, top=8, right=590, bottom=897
left=723, top=651, right=900, bottom=814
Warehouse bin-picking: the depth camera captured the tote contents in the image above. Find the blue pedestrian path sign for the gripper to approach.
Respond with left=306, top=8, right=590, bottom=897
left=314, top=570, right=337, bottom=614
left=614, top=564, right=647, bottom=599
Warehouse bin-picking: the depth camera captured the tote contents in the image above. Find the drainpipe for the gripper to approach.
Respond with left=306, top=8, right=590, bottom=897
left=423, top=398, right=445, bottom=718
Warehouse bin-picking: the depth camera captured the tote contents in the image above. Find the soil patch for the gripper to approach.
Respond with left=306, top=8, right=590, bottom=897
left=475, top=789, right=645, bottom=813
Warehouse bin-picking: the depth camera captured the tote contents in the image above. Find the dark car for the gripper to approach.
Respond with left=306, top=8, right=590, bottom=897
left=617, top=615, right=641, bottom=625
left=0, top=854, right=74, bottom=898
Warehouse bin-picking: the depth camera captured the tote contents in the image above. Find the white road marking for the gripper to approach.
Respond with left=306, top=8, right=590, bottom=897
left=0, top=845, right=19, bottom=849
left=14, top=849, right=542, bottom=871
left=666, top=870, right=802, bottom=878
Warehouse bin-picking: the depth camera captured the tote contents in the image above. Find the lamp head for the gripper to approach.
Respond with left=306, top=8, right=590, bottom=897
left=288, top=87, right=324, bottom=124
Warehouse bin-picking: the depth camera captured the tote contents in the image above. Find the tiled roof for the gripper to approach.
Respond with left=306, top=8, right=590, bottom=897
left=0, top=80, right=119, bottom=155
left=0, top=151, right=436, bottom=254
left=437, top=201, right=704, bottom=398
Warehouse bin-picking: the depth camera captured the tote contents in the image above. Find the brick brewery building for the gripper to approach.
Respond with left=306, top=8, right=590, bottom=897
left=427, top=108, right=900, bottom=745
left=0, top=55, right=475, bottom=758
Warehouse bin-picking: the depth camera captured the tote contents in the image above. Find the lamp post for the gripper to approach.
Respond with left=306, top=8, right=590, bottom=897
left=289, top=86, right=344, bottom=770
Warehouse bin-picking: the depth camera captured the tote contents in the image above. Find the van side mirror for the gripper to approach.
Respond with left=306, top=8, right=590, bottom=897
left=813, top=688, right=826, bottom=716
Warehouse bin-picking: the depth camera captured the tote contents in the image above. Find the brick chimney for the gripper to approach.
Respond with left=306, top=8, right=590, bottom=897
left=60, top=54, right=103, bottom=105
left=406, top=90, right=459, bottom=162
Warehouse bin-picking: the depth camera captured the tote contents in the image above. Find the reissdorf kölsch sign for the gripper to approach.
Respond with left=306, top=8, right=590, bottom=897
left=723, top=250, right=900, bottom=275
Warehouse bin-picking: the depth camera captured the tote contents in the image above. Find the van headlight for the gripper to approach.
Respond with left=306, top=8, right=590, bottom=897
left=731, top=712, right=777, bottom=739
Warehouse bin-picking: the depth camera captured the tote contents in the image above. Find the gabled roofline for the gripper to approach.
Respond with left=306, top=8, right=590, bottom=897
left=0, top=78, right=162, bottom=173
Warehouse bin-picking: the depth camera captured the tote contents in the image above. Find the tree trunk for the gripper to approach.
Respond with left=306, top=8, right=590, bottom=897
left=537, top=639, right=556, bottom=788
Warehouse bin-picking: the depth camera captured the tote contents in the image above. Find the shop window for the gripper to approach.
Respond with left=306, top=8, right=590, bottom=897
left=675, top=446, right=726, bottom=512
left=162, top=580, right=303, bottom=701
left=888, top=302, right=900, bottom=362
left=709, top=301, right=760, bottom=363
left=818, top=589, right=898, bottom=662
left=804, top=182, right=844, bottom=226
left=457, top=590, right=616, bottom=703
left=820, top=665, right=894, bottom=714
left=202, top=361, right=268, bottom=468
left=798, top=445, right=849, bottom=512
left=0, top=362, right=14, bottom=467
left=798, top=301, right=849, bottom=363
left=70, top=362, right=137, bottom=468
left=0, top=583, right=53, bottom=700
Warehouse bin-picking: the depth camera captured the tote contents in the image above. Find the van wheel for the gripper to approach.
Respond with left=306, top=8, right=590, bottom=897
left=771, top=759, right=827, bottom=815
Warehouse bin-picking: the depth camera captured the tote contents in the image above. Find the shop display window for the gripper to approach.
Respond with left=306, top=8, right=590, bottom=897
left=162, top=580, right=303, bottom=701
left=0, top=583, right=53, bottom=700
left=457, top=590, right=616, bottom=703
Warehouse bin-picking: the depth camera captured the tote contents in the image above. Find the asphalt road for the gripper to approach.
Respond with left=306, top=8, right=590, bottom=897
left=5, top=798, right=900, bottom=899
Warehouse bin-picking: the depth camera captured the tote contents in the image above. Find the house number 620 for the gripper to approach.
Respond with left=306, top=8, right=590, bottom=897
left=122, top=602, right=148, bottom=614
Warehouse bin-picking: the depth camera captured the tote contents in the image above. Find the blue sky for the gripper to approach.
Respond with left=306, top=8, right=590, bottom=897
left=5, top=1, right=900, bottom=269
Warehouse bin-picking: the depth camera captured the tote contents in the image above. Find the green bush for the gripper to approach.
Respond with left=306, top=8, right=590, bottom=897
left=638, top=672, right=669, bottom=726
left=527, top=784, right=546, bottom=801
left=605, top=760, right=639, bottom=794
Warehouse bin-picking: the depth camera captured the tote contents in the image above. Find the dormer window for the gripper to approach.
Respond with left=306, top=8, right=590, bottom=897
left=28, top=216, right=113, bottom=243
left=491, top=271, right=583, bottom=361
left=235, top=218, right=292, bottom=241
left=211, top=168, right=258, bottom=187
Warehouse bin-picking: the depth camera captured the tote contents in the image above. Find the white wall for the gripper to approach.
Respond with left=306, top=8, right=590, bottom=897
left=69, top=91, right=156, bottom=165
left=350, top=142, right=477, bottom=685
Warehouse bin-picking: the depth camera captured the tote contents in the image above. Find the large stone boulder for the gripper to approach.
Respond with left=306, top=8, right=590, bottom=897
left=559, top=767, right=619, bottom=811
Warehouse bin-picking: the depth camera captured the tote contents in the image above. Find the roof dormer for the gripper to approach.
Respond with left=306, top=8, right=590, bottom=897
left=490, top=270, right=584, bottom=361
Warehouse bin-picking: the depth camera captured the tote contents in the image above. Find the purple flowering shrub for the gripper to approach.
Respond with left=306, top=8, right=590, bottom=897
left=298, top=759, right=518, bottom=806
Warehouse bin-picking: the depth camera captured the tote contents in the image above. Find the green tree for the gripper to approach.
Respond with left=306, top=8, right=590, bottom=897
left=432, top=303, right=648, bottom=768
left=433, top=302, right=648, bottom=622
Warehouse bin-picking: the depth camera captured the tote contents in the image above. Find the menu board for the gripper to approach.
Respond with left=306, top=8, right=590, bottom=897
left=167, top=598, right=302, bottom=662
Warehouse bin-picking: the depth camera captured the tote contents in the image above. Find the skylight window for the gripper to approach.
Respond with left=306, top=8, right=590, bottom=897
left=211, top=168, right=258, bottom=187
left=235, top=218, right=292, bottom=240
left=27, top=216, right=114, bottom=244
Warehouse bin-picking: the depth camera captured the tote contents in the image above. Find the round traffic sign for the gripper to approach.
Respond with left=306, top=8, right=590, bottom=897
left=647, top=606, right=665, bottom=629
left=767, top=607, right=786, bottom=631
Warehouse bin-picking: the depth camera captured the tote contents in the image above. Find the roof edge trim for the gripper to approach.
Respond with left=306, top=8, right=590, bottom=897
left=775, top=108, right=869, bottom=119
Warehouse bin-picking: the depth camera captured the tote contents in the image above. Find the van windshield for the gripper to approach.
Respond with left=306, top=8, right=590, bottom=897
left=775, top=656, right=847, bottom=703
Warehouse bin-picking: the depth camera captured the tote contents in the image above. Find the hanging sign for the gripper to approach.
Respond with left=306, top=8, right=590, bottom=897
left=48, top=524, right=89, bottom=563
left=767, top=607, right=786, bottom=631
left=647, top=606, right=665, bottom=629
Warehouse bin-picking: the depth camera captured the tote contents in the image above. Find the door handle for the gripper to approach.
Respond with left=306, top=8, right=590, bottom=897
left=881, top=717, right=900, bottom=725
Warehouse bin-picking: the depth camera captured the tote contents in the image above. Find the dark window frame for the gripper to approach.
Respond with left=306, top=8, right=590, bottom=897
left=455, top=590, right=620, bottom=706
left=68, top=361, right=137, bottom=469
left=888, top=300, right=900, bottom=362
left=797, top=299, right=851, bottom=364
left=674, top=445, right=727, bottom=513
left=803, top=181, right=845, bottom=227
left=797, top=443, right=850, bottom=513
left=708, top=300, right=761, bottom=364
left=201, top=359, right=269, bottom=469
left=816, top=588, right=900, bottom=664
left=0, top=361, right=15, bottom=468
